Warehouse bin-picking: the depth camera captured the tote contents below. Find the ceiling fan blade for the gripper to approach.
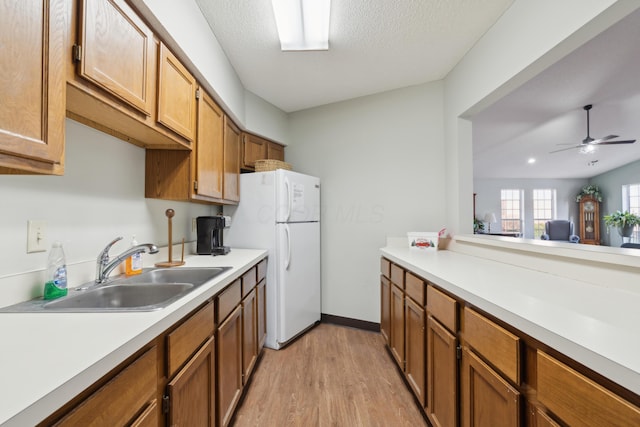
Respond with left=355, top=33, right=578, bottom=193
left=550, top=145, right=581, bottom=153
left=594, top=139, right=636, bottom=145
left=589, top=134, right=618, bottom=144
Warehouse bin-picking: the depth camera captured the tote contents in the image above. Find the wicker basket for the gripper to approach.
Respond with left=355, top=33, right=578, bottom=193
left=255, top=159, right=292, bottom=172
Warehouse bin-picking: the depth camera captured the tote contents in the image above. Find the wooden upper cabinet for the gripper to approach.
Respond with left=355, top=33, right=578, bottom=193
left=157, top=43, right=197, bottom=141
left=241, top=133, right=286, bottom=169
left=0, top=0, right=65, bottom=174
left=67, top=0, right=190, bottom=150
left=194, top=89, right=224, bottom=200
left=224, top=117, right=241, bottom=203
left=267, top=141, right=285, bottom=161
left=77, top=0, right=154, bottom=115
left=241, top=133, right=267, bottom=169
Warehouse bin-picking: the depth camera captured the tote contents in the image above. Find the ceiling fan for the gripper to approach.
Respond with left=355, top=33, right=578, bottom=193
left=550, top=104, right=636, bottom=153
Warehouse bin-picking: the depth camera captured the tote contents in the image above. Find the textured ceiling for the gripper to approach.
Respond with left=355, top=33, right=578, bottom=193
left=472, top=7, right=640, bottom=180
left=195, top=0, right=514, bottom=112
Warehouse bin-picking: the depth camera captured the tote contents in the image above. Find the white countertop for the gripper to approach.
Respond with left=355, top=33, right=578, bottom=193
left=381, top=246, right=640, bottom=396
left=0, top=249, right=267, bottom=427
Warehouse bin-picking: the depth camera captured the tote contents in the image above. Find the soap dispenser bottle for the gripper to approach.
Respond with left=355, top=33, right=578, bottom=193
left=43, top=241, right=68, bottom=300
left=125, top=235, right=143, bottom=276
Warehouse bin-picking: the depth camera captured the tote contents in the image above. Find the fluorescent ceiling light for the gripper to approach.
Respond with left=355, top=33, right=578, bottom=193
left=272, top=0, right=330, bottom=51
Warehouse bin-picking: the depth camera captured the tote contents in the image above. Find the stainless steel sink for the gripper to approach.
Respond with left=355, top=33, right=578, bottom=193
left=43, top=283, right=194, bottom=311
left=0, top=267, right=231, bottom=312
left=112, top=267, right=227, bottom=287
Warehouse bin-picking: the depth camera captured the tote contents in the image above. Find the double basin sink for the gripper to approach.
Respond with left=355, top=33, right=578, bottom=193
left=1, top=267, right=231, bottom=313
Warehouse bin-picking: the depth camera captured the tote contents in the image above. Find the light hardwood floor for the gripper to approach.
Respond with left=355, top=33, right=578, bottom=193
left=232, top=323, right=427, bottom=427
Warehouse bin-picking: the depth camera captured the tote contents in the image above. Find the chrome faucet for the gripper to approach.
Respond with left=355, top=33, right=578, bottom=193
left=95, top=237, right=159, bottom=284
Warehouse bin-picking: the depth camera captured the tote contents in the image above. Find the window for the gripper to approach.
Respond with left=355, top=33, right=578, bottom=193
left=500, top=189, right=523, bottom=234
left=623, top=183, right=640, bottom=242
left=533, top=189, right=556, bottom=238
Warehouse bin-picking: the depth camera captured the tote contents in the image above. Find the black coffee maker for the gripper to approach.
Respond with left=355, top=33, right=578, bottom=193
left=196, top=216, right=230, bottom=255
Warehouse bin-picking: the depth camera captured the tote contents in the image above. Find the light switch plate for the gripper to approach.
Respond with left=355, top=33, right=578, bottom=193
left=27, top=220, right=47, bottom=253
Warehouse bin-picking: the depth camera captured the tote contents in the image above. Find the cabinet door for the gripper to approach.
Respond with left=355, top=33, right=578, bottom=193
left=77, top=0, right=154, bottom=115
left=390, top=283, right=405, bottom=368
left=195, top=89, right=224, bottom=200
left=242, top=133, right=267, bottom=169
left=0, top=0, right=65, bottom=171
left=167, top=337, right=215, bottom=427
left=55, top=346, right=157, bottom=426
left=257, top=279, right=267, bottom=351
left=427, top=315, right=458, bottom=427
left=218, top=305, right=243, bottom=427
left=380, top=276, right=391, bottom=344
left=267, top=141, right=285, bottom=161
left=461, top=347, right=520, bottom=427
left=223, top=116, right=241, bottom=203
left=242, top=288, right=258, bottom=384
left=157, top=43, right=197, bottom=141
left=405, top=297, right=426, bottom=406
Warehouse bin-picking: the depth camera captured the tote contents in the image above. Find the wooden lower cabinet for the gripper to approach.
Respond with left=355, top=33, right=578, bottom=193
left=257, top=279, right=267, bottom=351
left=39, top=259, right=267, bottom=427
left=426, top=315, right=458, bottom=427
left=461, top=347, right=520, bottom=427
left=404, top=296, right=426, bottom=406
left=381, top=256, right=640, bottom=427
left=53, top=346, right=158, bottom=426
left=530, top=406, right=560, bottom=427
left=537, top=350, right=640, bottom=427
left=217, top=305, right=243, bottom=427
left=242, top=287, right=258, bottom=383
left=389, top=283, right=405, bottom=367
left=380, top=275, right=390, bottom=344
left=167, top=337, right=216, bottom=426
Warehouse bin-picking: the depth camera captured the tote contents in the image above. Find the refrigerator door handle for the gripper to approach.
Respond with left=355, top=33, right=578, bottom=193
left=284, top=224, right=291, bottom=270
left=284, top=177, right=292, bottom=222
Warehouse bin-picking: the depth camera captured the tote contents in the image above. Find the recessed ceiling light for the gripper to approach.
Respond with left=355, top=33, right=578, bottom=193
left=527, top=158, right=536, bottom=164
left=580, top=145, right=597, bottom=154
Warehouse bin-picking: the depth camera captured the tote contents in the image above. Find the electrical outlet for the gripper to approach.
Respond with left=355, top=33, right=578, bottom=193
left=27, top=220, right=47, bottom=253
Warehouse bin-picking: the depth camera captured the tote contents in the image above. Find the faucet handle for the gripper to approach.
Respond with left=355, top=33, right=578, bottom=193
left=99, top=236, right=123, bottom=260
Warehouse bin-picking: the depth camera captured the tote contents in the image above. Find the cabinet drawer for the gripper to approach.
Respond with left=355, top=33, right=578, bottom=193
left=242, top=267, right=257, bottom=298
left=130, top=400, right=158, bottom=427
left=405, top=272, right=425, bottom=305
left=380, top=258, right=391, bottom=278
left=55, top=346, right=157, bottom=426
left=463, top=307, right=520, bottom=384
left=166, top=301, right=215, bottom=378
left=257, top=258, right=267, bottom=282
left=537, top=351, right=640, bottom=427
left=426, top=285, right=457, bottom=332
left=390, top=263, right=404, bottom=288
left=217, top=278, right=242, bottom=323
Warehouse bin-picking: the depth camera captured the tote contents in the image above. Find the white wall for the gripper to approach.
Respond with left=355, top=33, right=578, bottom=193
left=0, top=120, right=214, bottom=307
left=474, top=178, right=587, bottom=238
left=244, top=91, right=290, bottom=145
left=287, top=82, right=445, bottom=322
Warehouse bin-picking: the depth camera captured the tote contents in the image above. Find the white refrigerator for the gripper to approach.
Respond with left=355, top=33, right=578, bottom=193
left=224, top=169, right=321, bottom=349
